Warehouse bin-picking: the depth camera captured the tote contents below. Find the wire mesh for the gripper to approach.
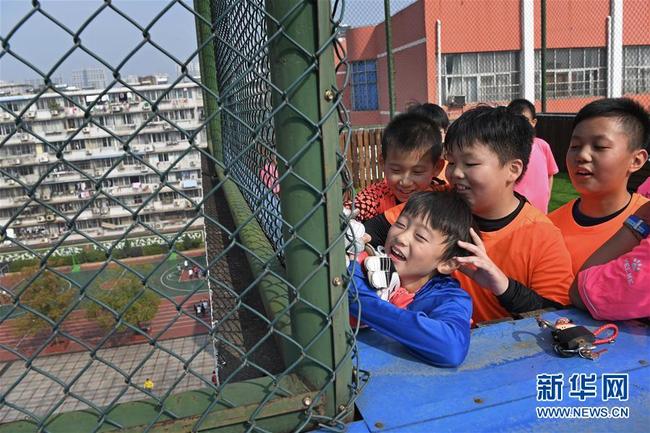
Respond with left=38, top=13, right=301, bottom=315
left=0, top=0, right=361, bottom=432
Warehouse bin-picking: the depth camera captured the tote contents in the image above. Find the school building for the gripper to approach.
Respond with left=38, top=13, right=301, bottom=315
left=338, top=0, right=650, bottom=127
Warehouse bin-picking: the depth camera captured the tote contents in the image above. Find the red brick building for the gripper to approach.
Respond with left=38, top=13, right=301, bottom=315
left=339, top=0, right=650, bottom=127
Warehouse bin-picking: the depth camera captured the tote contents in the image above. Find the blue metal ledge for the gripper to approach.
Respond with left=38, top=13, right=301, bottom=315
left=333, top=309, right=650, bottom=433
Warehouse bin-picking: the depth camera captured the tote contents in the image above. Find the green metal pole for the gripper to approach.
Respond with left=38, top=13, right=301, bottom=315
left=194, top=0, right=222, bottom=163
left=266, top=0, right=352, bottom=420
left=540, top=0, right=547, bottom=113
left=384, top=0, right=396, bottom=119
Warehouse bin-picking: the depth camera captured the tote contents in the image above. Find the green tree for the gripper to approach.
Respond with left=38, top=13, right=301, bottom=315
left=86, top=275, right=160, bottom=332
left=13, top=268, right=76, bottom=337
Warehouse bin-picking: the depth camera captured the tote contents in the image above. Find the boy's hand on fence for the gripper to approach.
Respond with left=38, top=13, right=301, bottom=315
left=453, top=228, right=509, bottom=296
left=343, top=208, right=366, bottom=264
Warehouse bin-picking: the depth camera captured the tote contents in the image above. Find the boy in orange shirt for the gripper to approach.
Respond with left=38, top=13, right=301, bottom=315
left=548, top=98, right=649, bottom=275
left=346, top=105, right=447, bottom=222
left=365, top=106, right=573, bottom=324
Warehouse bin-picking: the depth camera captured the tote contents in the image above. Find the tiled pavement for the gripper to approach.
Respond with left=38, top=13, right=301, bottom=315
left=0, top=335, right=215, bottom=424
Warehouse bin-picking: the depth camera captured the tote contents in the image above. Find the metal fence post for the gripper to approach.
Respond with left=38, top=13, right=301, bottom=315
left=266, top=0, right=352, bottom=419
left=194, top=0, right=222, bottom=163
left=384, top=0, right=396, bottom=119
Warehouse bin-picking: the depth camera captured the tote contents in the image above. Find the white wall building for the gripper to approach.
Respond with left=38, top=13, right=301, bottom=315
left=0, top=82, right=206, bottom=248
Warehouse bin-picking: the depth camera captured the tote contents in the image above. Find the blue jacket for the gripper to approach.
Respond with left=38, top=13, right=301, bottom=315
left=348, top=263, right=472, bottom=367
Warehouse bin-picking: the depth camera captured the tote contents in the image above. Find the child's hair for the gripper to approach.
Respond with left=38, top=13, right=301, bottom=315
left=381, top=111, right=443, bottom=164
left=445, top=105, right=533, bottom=180
left=407, top=102, right=450, bottom=131
left=400, top=190, right=475, bottom=261
left=572, top=97, right=650, bottom=150
left=507, top=98, right=536, bottom=119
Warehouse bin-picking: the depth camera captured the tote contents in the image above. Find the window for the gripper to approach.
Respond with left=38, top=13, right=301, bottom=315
left=535, top=48, right=606, bottom=98
left=441, top=51, right=520, bottom=103
left=624, top=46, right=650, bottom=94
left=351, top=60, right=378, bottom=111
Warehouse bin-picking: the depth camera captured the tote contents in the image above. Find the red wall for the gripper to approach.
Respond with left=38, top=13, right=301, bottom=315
left=343, top=0, right=650, bottom=127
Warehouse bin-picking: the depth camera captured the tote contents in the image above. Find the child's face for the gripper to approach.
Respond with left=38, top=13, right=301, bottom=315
left=385, top=212, right=451, bottom=290
left=567, top=117, right=647, bottom=198
left=384, top=149, right=440, bottom=203
left=445, top=142, right=522, bottom=218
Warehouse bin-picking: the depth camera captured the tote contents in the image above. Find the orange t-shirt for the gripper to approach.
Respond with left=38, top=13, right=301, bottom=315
left=382, top=201, right=573, bottom=323
left=548, top=193, right=649, bottom=275
left=453, top=203, right=573, bottom=323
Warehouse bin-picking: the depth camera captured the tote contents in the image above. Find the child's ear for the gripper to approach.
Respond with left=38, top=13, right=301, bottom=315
left=507, top=159, right=524, bottom=182
left=437, top=258, right=459, bottom=275
left=628, top=148, right=649, bottom=175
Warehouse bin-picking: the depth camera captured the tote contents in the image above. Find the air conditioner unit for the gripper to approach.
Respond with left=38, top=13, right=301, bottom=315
left=7, top=179, right=15, bottom=185
left=126, top=123, right=136, bottom=129
left=50, top=110, right=59, bottom=116
left=13, top=159, right=21, bottom=165
left=152, top=183, right=159, bottom=189
left=163, top=124, right=171, bottom=130
left=20, top=134, right=29, bottom=142
left=185, top=201, right=192, bottom=209
left=94, top=169, right=103, bottom=176
left=46, top=214, right=55, bottom=221
left=112, top=105, right=122, bottom=112
left=101, top=207, right=109, bottom=214
left=92, top=207, right=100, bottom=215
left=174, top=200, right=181, bottom=207
left=83, top=127, right=90, bottom=134
left=3, top=113, right=11, bottom=120
left=85, top=149, right=92, bottom=155
left=140, top=166, right=148, bottom=173
left=117, top=165, right=125, bottom=171
left=14, top=219, right=22, bottom=226
left=135, top=164, right=143, bottom=170
left=26, top=111, right=36, bottom=118
left=37, top=215, right=46, bottom=222
left=38, top=155, right=49, bottom=163
left=63, top=147, right=72, bottom=153
left=189, top=161, right=196, bottom=167
left=145, top=145, right=154, bottom=153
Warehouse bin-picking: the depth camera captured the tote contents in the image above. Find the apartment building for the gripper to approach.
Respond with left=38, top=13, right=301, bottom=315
left=0, top=82, right=206, bottom=247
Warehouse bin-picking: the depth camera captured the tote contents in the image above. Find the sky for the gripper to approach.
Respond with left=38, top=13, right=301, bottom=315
left=0, top=0, right=415, bottom=84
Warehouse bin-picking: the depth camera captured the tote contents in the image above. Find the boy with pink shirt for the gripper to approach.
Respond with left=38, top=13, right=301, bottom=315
left=507, top=99, right=559, bottom=213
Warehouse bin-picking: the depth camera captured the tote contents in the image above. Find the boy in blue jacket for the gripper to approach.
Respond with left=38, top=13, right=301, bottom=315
left=348, top=191, right=474, bottom=367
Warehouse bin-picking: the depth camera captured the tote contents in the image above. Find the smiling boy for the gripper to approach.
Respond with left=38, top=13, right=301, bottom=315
left=365, top=106, right=573, bottom=324
left=346, top=108, right=446, bottom=221
left=348, top=191, right=473, bottom=367
left=548, top=98, right=649, bottom=275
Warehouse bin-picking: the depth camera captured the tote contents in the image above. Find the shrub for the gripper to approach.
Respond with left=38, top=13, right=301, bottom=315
left=143, top=244, right=166, bottom=256
left=80, top=248, right=106, bottom=263
left=9, top=259, right=39, bottom=273
left=86, top=275, right=160, bottom=332
left=13, top=267, right=76, bottom=337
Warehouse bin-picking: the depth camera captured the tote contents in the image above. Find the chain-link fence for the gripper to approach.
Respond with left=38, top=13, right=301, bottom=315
left=0, top=0, right=361, bottom=431
left=340, top=0, right=650, bottom=129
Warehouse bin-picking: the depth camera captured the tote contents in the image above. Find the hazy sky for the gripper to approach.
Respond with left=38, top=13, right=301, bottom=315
left=0, top=0, right=415, bottom=84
